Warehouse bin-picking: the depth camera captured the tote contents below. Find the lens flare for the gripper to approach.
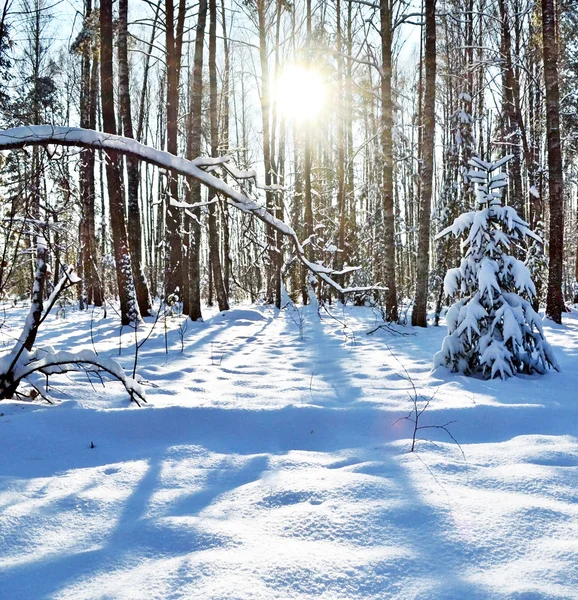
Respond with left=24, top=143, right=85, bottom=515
left=275, top=66, right=326, bottom=122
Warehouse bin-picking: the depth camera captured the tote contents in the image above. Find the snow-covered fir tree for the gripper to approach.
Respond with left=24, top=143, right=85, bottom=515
left=433, top=156, right=559, bottom=379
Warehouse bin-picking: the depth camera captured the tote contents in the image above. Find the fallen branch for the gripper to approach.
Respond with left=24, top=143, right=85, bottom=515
left=0, top=231, right=144, bottom=405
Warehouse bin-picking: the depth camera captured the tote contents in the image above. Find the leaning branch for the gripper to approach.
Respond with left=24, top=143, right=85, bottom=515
left=0, top=125, right=379, bottom=297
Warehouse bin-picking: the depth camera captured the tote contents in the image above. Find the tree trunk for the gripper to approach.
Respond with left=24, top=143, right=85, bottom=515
left=499, top=0, right=523, bottom=218
left=412, top=0, right=436, bottom=327
left=380, top=0, right=398, bottom=321
left=165, top=0, right=186, bottom=301
left=335, top=0, right=346, bottom=302
left=99, top=0, right=140, bottom=325
left=184, top=0, right=208, bottom=321
left=118, top=0, right=152, bottom=316
left=302, top=0, right=313, bottom=305
left=221, top=0, right=232, bottom=299
left=136, top=1, right=161, bottom=143
left=257, top=0, right=277, bottom=305
left=78, top=0, right=100, bottom=307
left=542, top=0, right=565, bottom=323
left=208, top=0, right=229, bottom=311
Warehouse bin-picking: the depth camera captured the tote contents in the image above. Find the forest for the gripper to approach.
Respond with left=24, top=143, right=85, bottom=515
left=1, top=0, right=578, bottom=598
left=0, top=0, right=575, bottom=332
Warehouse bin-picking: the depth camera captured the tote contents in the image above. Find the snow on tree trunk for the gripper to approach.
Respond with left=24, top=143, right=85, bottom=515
left=433, top=156, right=559, bottom=379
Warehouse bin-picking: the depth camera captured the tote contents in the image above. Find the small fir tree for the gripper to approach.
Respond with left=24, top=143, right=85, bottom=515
left=433, top=156, right=559, bottom=379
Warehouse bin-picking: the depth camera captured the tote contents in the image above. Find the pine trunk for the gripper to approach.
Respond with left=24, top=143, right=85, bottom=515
left=99, top=0, right=140, bottom=325
left=412, top=0, right=436, bottom=327
left=542, top=0, right=565, bottom=323
left=78, top=0, right=99, bottom=307
left=379, top=0, right=398, bottom=321
left=118, top=0, right=152, bottom=316
left=184, top=0, right=207, bottom=321
left=165, top=0, right=186, bottom=300
left=208, top=0, right=229, bottom=312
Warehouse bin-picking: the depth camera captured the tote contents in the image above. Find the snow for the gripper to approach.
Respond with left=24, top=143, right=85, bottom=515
left=1, top=302, right=578, bottom=599
left=435, top=157, right=555, bottom=379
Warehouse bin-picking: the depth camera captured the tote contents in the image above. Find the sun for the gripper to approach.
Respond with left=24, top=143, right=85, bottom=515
left=275, top=66, right=327, bottom=122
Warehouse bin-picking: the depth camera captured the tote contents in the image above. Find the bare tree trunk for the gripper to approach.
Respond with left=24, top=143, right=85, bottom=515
left=380, top=0, right=398, bottom=321
left=257, top=0, right=276, bottom=305
left=136, top=1, right=160, bottom=143
left=344, top=0, right=356, bottom=269
left=412, top=0, right=436, bottom=327
left=542, top=0, right=565, bottom=323
left=118, top=0, right=152, bottom=316
left=165, top=0, right=186, bottom=300
left=184, top=0, right=208, bottom=321
left=303, top=0, right=313, bottom=304
left=78, top=0, right=100, bottom=307
left=269, top=0, right=285, bottom=308
left=498, top=0, right=523, bottom=218
left=99, top=0, right=140, bottom=324
left=221, top=0, right=232, bottom=299
left=208, top=0, right=229, bottom=311
left=89, top=38, right=102, bottom=306
left=335, top=0, right=346, bottom=302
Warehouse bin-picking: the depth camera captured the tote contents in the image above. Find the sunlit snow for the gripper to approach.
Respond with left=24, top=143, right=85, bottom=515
left=0, top=303, right=577, bottom=599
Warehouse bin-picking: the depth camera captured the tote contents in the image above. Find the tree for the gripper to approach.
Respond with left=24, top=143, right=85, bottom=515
left=379, top=0, right=398, bottom=321
left=256, top=0, right=276, bottom=306
left=434, top=156, right=558, bottom=379
left=0, top=0, right=12, bottom=116
left=0, top=125, right=381, bottom=300
left=74, top=0, right=102, bottom=308
left=183, top=0, right=208, bottom=321
left=542, top=0, right=565, bottom=323
left=207, top=0, right=229, bottom=311
left=99, top=0, right=140, bottom=324
left=0, top=234, right=144, bottom=404
left=118, top=0, right=152, bottom=316
left=165, top=0, right=186, bottom=301
left=412, top=0, right=436, bottom=327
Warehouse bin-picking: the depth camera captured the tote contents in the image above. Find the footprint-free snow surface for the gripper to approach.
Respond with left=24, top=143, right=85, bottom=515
left=1, top=303, right=577, bottom=599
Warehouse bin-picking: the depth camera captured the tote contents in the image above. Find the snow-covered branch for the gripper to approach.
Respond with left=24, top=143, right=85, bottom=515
left=0, top=230, right=142, bottom=405
left=0, top=125, right=376, bottom=297
left=17, top=349, right=146, bottom=405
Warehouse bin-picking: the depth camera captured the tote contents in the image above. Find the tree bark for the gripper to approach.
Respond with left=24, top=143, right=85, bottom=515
left=221, top=0, right=232, bottom=300
left=99, top=0, right=140, bottom=325
left=118, top=0, right=152, bottom=316
left=165, top=0, right=186, bottom=300
left=379, top=0, right=398, bottom=321
left=208, top=0, right=229, bottom=311
left=542, top=0, right=565, bottom=323
left=78, top=0, right=100, bottom=307
left=335, top=0, right=346, bottom=303
left=498, top=0, right=523, bottom=218
left=184, top=0, right=208, bottom=321
left=257, top=0, right=277, bottom=305
left=302, top=0, right=313, bottom=304
left=412, top=0, right=436, bottom=327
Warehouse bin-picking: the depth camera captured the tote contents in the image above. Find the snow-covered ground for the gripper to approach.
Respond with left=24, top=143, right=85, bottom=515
left=1, top=302, right=577, bottom=599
